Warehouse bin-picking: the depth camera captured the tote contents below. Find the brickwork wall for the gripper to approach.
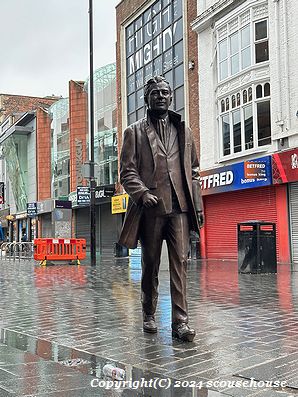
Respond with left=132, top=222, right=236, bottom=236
left=0, top=94, right=58, bottom=123
left=36, top=108, right=52, bottom=201
left=186, top=0, right=200, bottom=155
left=69, top=80, right=88, bottom=192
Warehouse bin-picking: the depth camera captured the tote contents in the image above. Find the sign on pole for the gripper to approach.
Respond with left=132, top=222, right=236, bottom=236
left=77, top=186, right=91, bottom=206
left=0, top=182, right=4, bottom=204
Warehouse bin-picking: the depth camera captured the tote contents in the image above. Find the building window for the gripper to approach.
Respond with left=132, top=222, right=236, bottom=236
left=255, top=19, right=269, bottom=63
left=219, top=82, right=271, bottom=157
left=217, top=12, right=269, bottom=82
left=125, top=0, right=184, bottom=124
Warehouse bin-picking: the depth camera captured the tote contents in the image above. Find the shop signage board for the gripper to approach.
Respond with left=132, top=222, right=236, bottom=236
left=77, top=187, right=90, bottom=206
left=55, top=200, right=72, bottom=209
left=95, top=185, right=115, bottom=203
left=68, top=191, right=78, bottom=207
left=37, top=199, right=52, bottom=214
left=15, top=212, right=27, bottom=220
left=0, top=182, right=4, bottom=204
left=27, top=202, right=37, bottom=217
left=200, top=156, right=272, bottom=196
left=272, top=148, right=298, bottom=184
left=112, top=194, right=129, bottom=214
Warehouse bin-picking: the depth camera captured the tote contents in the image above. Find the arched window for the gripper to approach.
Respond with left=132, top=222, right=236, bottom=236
left=243, top=90, right=247, bottom=104
left=248, top=87, right=252, bottom=101
left=226, top=97, right=230, bottom=111
left=221, top=99, right=225, bottom=112
left=237, top=93, right=241, bottom=106
left=264, top=83, right=270, bottom=97
left=232, top=95, right=236, bottom=108
left=256, top=84, right=263, bottom=98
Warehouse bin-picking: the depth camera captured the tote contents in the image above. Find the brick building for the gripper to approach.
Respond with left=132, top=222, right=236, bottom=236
left=0, top=94, right=58, bottom=124
left=0, top=94, right=59, bottom=241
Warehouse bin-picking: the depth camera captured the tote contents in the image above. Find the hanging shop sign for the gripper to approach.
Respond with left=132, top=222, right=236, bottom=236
left=272, top=148, right=298, bottom=184
left=27, top=202, right=37, bottom=217
left=200, top=156, right=272, bottom=196
left=37, top=199, right=72, bottom=214
left=77, top=186, right=91, bottom=206
left=95, top=185, right=115, bottom=203
left=0, top=182, right=4, bottom=204
left=112, top=194, right=129, bottom=214
left=15, top=212, right=27, bottom=220
left=68, top=191, right=78, bottom=207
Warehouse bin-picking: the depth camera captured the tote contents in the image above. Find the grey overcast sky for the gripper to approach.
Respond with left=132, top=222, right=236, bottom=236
left=0, top=0, right=119, bottom=98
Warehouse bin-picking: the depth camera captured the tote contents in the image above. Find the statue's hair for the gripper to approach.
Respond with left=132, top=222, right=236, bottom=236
left=144, top=76, right=172, bottom=104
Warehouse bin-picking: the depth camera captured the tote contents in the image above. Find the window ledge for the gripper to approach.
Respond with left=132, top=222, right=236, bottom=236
left=216, top=62, right=270, bottom=98
left=217, top=145, right=271, bottom=164
left=272, top=130, right=298, bottom=140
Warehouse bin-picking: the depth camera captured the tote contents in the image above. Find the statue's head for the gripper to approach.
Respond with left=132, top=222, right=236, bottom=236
left=144, top=76, right=172, bottom=115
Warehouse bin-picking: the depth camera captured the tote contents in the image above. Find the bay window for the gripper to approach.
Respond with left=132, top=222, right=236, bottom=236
left=219, top=82, right=271, bottom=158
left=217, top=13, right=269, bottom=82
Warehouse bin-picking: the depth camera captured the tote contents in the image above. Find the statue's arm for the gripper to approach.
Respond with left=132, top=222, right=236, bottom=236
left=120, top=126, right=149, bottom=204
left=190, top=132, right=204, bottom=226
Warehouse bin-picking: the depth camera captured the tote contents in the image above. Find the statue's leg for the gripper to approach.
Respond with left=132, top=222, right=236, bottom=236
left=139, top=213, right=164, bottom=316
left=166, top=213, right=189, bottom=325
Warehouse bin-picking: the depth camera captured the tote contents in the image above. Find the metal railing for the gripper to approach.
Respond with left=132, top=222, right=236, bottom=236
left=0, top=242, right=34, bottom=260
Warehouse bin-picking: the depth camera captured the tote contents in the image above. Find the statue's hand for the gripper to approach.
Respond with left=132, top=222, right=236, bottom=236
left=142, top=192, right=158, bottom=208
left=197, top=211, right=204, bottom=228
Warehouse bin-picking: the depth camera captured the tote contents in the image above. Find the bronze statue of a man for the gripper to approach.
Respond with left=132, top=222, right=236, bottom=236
left=119, top=76, right=204, bottom=342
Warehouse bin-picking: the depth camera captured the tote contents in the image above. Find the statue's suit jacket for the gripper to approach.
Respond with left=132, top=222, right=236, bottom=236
left=119, top=110, right=203, bottom=249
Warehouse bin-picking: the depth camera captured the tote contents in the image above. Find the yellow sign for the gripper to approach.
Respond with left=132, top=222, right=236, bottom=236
left=112, top=194, right=129, bottom=214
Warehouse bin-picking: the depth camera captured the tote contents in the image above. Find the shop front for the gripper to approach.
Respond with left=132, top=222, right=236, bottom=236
left=15, top=212, right=28, bottom=242
left=71, top=184, right=121, bottom=256
left=37, top=199, right=72, bottom=238
left=200, top=156, right=290, bottom=263
left=27, top=202, right=38, bottom=240
left=0, top=208, right=10, bottom=241
left=272, top=148, right=298, bottom=263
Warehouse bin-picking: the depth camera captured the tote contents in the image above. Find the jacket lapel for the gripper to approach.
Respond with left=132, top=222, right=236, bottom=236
left=167, top=124, right=178, bottom=155
left=178, top=120, right=186, bottom=168
left=144, top=118, right=158, bottom=174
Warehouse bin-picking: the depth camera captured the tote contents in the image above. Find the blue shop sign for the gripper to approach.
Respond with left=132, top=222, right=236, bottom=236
left=200, top=156, right=272, bottom=196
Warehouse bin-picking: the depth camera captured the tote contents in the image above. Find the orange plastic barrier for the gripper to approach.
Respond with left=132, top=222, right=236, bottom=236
left=34, top=238, right=86, bottom=266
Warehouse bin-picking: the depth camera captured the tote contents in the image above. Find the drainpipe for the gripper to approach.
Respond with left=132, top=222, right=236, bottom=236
left=282, top=0, right=291, bottom=130
left=273, top=0, right=283, bottom=131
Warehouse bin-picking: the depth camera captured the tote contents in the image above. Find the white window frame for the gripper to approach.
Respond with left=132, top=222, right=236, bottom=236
left=218, top=82, right=271, bottom=161
left=254, top=18, right=269, bottom=64
left=217, top=10, right=269, bottom=83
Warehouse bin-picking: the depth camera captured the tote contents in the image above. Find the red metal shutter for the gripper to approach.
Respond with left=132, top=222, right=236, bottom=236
left=204, top=186, right=279, bottom=260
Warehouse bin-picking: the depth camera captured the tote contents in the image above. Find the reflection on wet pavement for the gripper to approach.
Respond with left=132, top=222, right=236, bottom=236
left=0, top=258, right=297, bottom=396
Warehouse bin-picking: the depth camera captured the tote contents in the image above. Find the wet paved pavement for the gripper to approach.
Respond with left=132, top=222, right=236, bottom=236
left=0, top=258, right=297, bottom=396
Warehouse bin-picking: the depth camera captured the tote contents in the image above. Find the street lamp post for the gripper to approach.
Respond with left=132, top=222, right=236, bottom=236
left=89, top=0, right=96, bottom=266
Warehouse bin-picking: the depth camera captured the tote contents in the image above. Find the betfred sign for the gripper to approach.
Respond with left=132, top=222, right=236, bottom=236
left=272, top=149, right=298, bottom=184
left=200, top=156, right=272, bottom=196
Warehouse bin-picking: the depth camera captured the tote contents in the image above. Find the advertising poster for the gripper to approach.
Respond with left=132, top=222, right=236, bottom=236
left=199, top=156, right=272, bottom=196
left=112, top=194, right=129, bottom=214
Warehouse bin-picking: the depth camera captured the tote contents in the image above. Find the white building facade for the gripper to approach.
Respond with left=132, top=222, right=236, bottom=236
left=192, top=0, right=298, bottom=263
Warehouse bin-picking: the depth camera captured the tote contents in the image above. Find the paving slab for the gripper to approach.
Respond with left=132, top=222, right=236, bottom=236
left=0, top=258, right=297, bottom=396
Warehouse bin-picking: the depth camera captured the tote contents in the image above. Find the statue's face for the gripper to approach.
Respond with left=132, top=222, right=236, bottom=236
left=147, top=82, right=172, bottom=114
